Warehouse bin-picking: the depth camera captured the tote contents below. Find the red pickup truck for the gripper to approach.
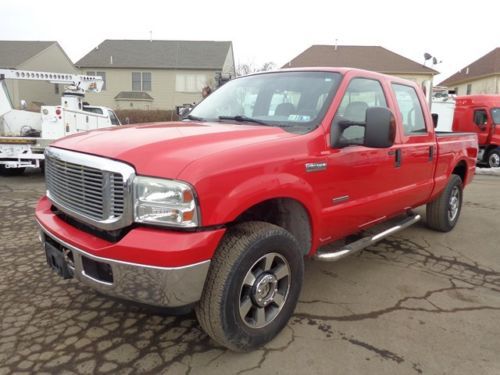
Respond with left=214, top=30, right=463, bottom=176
left=35, top=68, right=477, bottom=351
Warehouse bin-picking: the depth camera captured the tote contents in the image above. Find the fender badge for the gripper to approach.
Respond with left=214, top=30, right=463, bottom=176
left=305, top=162, right=327, bottom=172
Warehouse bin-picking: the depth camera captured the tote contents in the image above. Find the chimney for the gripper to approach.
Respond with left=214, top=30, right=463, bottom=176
left=466, top=67, right=469, bottom=75
left=110, top=55, right=113, bottom=65
left=150, top=30, right=153, bottom=42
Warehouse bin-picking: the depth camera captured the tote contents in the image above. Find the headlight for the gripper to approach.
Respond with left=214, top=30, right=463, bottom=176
left=133, top=176, right=199, bottom=228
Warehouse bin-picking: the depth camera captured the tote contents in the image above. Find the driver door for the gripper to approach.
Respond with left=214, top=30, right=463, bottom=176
left=472, top=108, right=490, bottom=145
left=319, top=76, right=403, bottom=241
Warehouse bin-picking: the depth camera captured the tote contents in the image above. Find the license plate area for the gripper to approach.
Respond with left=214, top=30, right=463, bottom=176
left=44, top=240, right=73, bottom=279
left=0, top=143, right=30, bottom=157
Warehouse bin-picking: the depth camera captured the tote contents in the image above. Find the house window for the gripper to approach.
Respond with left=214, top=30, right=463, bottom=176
left=466, top=84, right=472, bottom=95
left=132, top=72, right=152, bottom=91
left=176, top=74, right=206, bottom=93
left=86, top=71, right=106, bottom=90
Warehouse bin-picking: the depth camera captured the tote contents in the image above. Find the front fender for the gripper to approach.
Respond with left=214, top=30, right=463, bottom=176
left=200, top=172, right=322, bottom=246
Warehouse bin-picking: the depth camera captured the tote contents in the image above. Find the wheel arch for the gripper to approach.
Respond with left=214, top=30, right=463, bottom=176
left=452, top=159, right=467, bottom=183
left=232, top=197, right=314, bottom=255
left=203, top=173, right=321, bottom=255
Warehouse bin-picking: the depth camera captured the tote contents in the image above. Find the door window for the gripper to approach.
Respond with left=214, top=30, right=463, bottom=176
left=333, top=78, right=388, bottom=144
left=491, top=108, right=500, bottom=125
left=473, top=109, right=488, bottom=127
left=392, top=84, right=427, bottom=135
left=108, top=110, right=120, bottom=125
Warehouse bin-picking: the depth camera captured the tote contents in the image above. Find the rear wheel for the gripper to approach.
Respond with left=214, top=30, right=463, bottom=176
left=426, top=174, right=463, bottom=232
left=195, top=221, right=303, bottom=351
left=0, top=165, right=25, bottom=176
left=487, top=148, right=500, bottom=168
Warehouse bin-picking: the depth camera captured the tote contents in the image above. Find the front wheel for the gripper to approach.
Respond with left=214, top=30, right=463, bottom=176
left=487, top=148, right=500, bottom=168
left=426, top=174, right=463, bottom=232
left=195, top=221, right=304, bottom=351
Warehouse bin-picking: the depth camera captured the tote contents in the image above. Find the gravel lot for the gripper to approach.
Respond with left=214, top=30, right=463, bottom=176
left=1, top=171, right=499, bottom=374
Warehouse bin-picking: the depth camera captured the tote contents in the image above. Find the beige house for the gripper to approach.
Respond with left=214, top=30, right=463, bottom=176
left=439, top=48, right=500, bottom=95
left=76, top=40, right=236, bottom=110
left=0, top=41, right=78, bottom=108
left=284, top=45, right=438, bottom=89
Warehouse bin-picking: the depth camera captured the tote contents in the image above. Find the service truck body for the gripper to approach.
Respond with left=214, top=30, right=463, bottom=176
left=0, top=69, right=120, bottom=173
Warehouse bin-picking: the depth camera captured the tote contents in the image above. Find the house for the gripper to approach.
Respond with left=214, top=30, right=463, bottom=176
left=75, top=40, right=236, bottom=110
left=283, top=45, right=438, bottom=89
left=439, top=48, right=500, bottom=95
left=0, top=41, right=78, bottom=108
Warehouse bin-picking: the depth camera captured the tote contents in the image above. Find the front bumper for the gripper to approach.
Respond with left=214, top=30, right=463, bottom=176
left=36, top=196, right=226, bottom=307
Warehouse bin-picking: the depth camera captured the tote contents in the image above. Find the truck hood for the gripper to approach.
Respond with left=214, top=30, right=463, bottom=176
left=52, top=122, right=295, bottom=177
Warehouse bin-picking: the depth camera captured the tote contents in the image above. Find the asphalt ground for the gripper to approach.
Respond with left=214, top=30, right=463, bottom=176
left=1, top=171, right=499, bottom=374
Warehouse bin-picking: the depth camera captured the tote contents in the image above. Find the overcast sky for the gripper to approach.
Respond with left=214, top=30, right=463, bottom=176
left=1, top=0, right=498, bottom=83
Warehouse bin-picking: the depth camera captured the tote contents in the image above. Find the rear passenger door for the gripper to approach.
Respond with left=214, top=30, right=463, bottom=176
left=391, top=83, right=435, bottom=207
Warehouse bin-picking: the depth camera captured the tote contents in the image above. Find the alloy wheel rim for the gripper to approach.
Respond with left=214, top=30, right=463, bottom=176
left=448, top=186, right=460, bottom=222
left=239, top=252, right=291, bottom=329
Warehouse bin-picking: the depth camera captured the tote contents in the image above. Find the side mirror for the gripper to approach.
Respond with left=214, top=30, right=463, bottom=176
left=331, top=107, right=395, bottom=149
left=363, top=107, right=396, bottom=148
left=432, top=113, right=439, bottom=128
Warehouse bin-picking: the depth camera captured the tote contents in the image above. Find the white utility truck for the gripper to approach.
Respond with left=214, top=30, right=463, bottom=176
left=0, top=69, right=121, bottom=175
left=432, top=94, right=455, bottom=132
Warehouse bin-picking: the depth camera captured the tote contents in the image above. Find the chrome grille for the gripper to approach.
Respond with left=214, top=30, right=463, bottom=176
left=46, top=157, right=106, bottom=220
left=111, top=173, right=125, bottom=216
left=44, top=147, right=135, bottom=230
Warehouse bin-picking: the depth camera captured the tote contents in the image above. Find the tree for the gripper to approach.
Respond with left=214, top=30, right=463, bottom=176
left=236, top=62, right=276, bottom=77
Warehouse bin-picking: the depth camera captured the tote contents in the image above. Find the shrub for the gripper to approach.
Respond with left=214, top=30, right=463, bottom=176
left=115, top=109, right=180, bottom=125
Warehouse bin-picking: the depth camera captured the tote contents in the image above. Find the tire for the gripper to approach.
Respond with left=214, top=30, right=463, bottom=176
left=0, top=165, right=25, bottom=176
left=487, top=148, right=500, bottom=168
left=426, top=174, right=463, bottom=232
left=195, top=221, right=304, bottom=351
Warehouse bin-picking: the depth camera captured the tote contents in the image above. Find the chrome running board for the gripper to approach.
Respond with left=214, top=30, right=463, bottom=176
left=314, top=214, right=421, bottom=262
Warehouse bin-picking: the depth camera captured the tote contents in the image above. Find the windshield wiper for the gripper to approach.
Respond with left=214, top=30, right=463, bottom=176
left=184, top=114, right=205, bottom=122
left=218, top=115, right=270, bottom=126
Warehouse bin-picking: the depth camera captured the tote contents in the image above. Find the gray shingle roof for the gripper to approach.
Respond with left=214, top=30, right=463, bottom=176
left=114, top=91, right=154, bottom=101
left=0, top=41, right=55, bottom=68
left=284, top=45, right=438, bottom=75
left=439, top=47, right=500, bottom=86
left=76, top=40, right=232, bottom=70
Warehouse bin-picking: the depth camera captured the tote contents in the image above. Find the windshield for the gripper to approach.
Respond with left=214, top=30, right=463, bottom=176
left=492, top=108, right=500, bottom=124
left=189, top=71, right=342, bottom=133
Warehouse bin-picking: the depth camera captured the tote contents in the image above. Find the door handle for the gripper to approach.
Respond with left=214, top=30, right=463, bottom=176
left=429, top=145, right=434, bottom=161
left=388, top=149, right=402, bottom=168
